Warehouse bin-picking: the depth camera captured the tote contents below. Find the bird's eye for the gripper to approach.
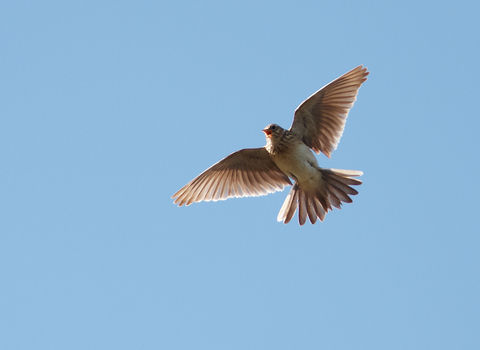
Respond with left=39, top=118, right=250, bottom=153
left=271, top=125, right=276, bottom=130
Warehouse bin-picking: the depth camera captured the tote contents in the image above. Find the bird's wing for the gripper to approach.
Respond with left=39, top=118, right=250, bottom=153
left=289, top=65, right=369, bottom=158
left=172, top=148, right=292, bottom=206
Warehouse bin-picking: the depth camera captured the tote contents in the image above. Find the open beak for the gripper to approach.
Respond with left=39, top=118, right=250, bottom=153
left=262, top=129, right=272, bottom=137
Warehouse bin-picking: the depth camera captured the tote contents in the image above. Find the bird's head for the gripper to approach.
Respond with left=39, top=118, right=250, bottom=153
left=262, top=124, right=283, bottom=139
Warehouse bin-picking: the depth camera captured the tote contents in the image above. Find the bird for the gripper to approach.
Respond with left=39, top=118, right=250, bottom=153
left=172, top=65, right=369, bottom=225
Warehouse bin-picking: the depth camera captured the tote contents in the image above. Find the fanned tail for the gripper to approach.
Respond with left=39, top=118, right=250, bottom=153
left=277, top=168, right=363, bottom=225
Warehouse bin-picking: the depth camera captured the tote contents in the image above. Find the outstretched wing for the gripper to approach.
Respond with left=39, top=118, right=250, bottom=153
left=290, top=65, right=369, bottom=158
left=172, top=148, right=292, bottom=206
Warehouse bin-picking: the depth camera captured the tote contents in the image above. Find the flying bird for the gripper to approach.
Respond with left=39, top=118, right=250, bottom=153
left=172, top=65, right=369, bottom=225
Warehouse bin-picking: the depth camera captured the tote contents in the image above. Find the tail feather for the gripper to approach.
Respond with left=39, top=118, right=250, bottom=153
left=306, top=194, right=318, bottom=225
left=327, top=185, right=353, bottom=205
left=277, top=168, right=363, bottom=225
left=277, top=183, right=299, bottom=224
left=312, top=198, right=326, bottom=222
left=298, top=191, right=307, bottom=225
left=327, top=176, right=359, bottom=196
left=327, top=189, right=343, bottom=210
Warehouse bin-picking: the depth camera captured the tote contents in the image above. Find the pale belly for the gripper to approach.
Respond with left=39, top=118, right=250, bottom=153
left=272, top=142, right=320, bottom=184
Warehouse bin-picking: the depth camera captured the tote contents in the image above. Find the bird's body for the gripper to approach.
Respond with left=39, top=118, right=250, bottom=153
left=265, top=126, right=320, bottom=183
left=172, top=65, right=369, bottom=225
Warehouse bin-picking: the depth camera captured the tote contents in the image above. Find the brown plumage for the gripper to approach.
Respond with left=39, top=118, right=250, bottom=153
left=172, top=65, right=369, bottom=225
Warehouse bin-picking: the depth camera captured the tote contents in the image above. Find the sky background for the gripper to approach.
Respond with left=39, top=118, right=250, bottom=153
left=1, top=1, right=479, bottom=349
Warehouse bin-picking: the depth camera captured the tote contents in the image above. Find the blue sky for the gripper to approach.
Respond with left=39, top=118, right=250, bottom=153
left=1, top=1, right=479, bottom=349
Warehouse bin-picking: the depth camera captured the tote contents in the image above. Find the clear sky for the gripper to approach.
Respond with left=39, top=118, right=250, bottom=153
left=1, top=1, right=479, bottom=349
